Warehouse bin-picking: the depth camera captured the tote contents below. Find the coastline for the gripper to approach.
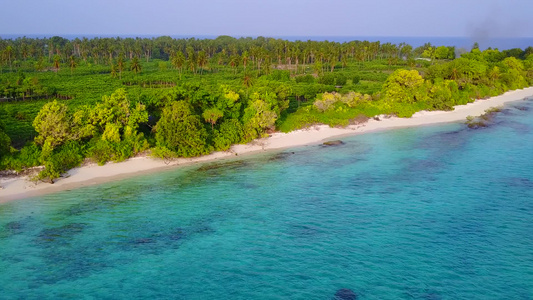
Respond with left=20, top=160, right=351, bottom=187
left=1, top=86, right=533, bottom=203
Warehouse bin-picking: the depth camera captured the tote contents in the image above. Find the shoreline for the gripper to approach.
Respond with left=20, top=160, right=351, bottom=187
left=1, top=86, right=533, bottom=203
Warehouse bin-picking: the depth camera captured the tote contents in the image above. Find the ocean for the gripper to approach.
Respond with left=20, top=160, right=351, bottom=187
left=1, top=34, right=532, bottom=50
left=0, top=98, right=532, bottom=299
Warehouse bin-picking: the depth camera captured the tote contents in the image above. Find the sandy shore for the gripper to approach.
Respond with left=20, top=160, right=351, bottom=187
left=1, top=87, right=533, bottom=203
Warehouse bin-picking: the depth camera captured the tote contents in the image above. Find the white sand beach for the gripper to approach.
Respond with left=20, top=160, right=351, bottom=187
left=1, top=86, right=533, bottom=203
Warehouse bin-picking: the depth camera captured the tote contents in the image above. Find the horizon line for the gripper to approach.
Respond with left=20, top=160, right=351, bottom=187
left=2, top=34, right=533, bottom=39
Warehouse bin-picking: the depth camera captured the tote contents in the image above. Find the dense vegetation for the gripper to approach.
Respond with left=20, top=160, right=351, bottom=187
left=1, top=36, right=532, bottom=182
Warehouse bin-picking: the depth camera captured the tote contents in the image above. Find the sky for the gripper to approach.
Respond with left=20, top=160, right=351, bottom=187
left=1, top=0, right=532, bottom=38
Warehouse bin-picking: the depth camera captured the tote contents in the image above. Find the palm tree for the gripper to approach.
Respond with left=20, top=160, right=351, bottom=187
left=117, top=55, right=125, bottom=79
left=5, top=46, right=13, bottom=71
left=229, top=55, right=240, bottom=74
left=130, top=57, right=141, bottom=74
left=0, top=51, right=5, bottom=74
left=92, top=47, right=100, bottom=65
left=202, top=108, right=223, bottom=130
left=197, top=50, right=208, bottom=74
left=110, top=63, right=117, bottom=78
left=47, top=41, right=54, bottom=63
left=69, top=55, right=77, bottom=75
left=35, top=56, right=45, bottom=71
left=186, top=47, right=196, bottom=74
left=171, top=51, right=185, bottom=79
left=243, top=73, right=254, bottom=88
left=242, top=51, right=249, bottom=71
left=53, top=54, right=61, bottom=73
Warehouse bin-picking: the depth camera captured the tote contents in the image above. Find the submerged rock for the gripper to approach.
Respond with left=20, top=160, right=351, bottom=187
left=268, top=151, right=294, bottom=162
left=37, top=223, right=88, bottom=244
left=197, top=160, right=248, bottom=172
left=133, top=238, right=155, bottom=244
left=334, top=289, right=357, bottom=300
left=322, top=140, right=345, bottom=146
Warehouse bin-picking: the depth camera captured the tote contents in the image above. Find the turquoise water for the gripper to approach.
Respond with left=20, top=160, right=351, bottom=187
left=1, top=100, right=533, bottom=299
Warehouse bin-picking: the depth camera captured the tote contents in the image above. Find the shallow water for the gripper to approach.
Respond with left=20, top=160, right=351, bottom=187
left=1, top=100, right=532, bottom=299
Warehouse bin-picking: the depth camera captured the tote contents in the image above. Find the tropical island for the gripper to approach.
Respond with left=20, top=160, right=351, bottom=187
left=1, top=36, right=532, bottom=199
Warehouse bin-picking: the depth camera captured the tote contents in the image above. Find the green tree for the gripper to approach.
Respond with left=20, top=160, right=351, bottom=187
left=435, top=46, right=449, bottom=60
left=500, top=57, right=527, bottom=89
left=172, top=51, right=185, bottom=79
left=32, top=101, right=68, bottom=146
left=82, top=89, right=148, bottom=164
left=0, top=123, right=11, bottom=161
left=197, top=50, right=208, bottom=74
left=130, top=57, right=141, bottom=74
left=117, top=55, right=125, bottom=79
left=242, top=98, right=278, bottom=141
left=202, top=107, right=224, bottom=130
left=230, top=55, right=240, bottom=74
left=69, top=55, right=77, bottom=75
left=53, top=54, right=61, bottom=72
left=450, top=58, right=488, bottom=85
left=33, top=100, right=79, bottom=156
left=155, top=101, right=209, bottom=157
left=89, top=88, right=148, bottom=137
left=35, top=56, right=45, bottom=71
left=110, top=63, right=118, bottom=78
left=213, top=119, right=243, bottom=151
left=242, top=51, right=249, bottom=71
left=383, top=69, right=425, bottom=104
left=37, top=141, right=83, bottom=183
left=5, top=45, right=14, bottom=71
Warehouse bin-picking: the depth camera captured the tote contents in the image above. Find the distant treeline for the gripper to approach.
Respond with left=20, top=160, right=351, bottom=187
left=2, top=35, right=531, bottom=74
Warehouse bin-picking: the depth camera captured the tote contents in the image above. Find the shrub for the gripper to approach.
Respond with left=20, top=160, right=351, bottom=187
left=151, top=146, right=177, bottom=164
left=318, top=73, right=335, bottom=85
left=313, top=93, right=340, bottom=112
left=0, top=130, right=11, bottom=161
left=295, top=74, right=315, bottom=83
left=266, top=70, right=290, bottom=81
left=318, top=73, right=347, bottom=86
left=87, top=139, right=115, bottom=165
left=37, top=141, right=83, bottom=183
left=213, top=119, right=244, bottom=151
left=335, top=73, right=347, bottom=86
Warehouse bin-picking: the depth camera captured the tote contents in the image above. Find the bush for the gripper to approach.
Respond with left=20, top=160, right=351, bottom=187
left=0, top=129, right=11, bottom=160
left=87, top=139, right=115, bottom=165
left=151, top=146, right=177, bottom=164
left=213, top=119, right=244, bottom=151
left=313, top=93, right=339, bottom=112
left=277, top=108, right=320, bottom=132
left=155, top=101, right=209, bottom=157
left=266, top=70, right=290, bottom=81
left=295, top=74, right=315, bottom=83
left=37, top=141, right=83, bottom=183
left=318, top=73, right=335, bottom=85
left=86, top=136, right=146, bottom=166
left=318, top=73, right=347, bottom=86
left=1, top=143, right=42, bottom=172
left=335, top=73, right=347, bottom=86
